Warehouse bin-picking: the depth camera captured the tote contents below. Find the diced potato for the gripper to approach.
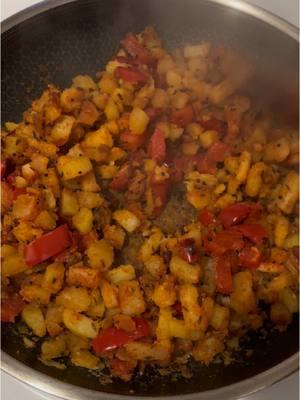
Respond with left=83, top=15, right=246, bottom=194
left=109, top=147, right=126, bottom=162
left=20, top=285, right=51, bottom=305
left=30, top=154, right=49, bottom=174
left=13, top=221, right=42, bottom=242
left=170, top=256, right=202, bottom=284
left=22, top=304, right=46, bottom=337
left=60, top=188, right=79, bottom=217
left=43, top=262, right=65, bottom=294
left=104, top=98, right=120, bottom=120
left=77, top=191, right=104, bottom=209
left=125, top=341, right=171, bottom=361
left=284, top=233, right=299, bottom=249
left=81, top=127, right=113, bottom=148
left=157, top=308, right=201, bottom=340
left=279, top=288, right=299, bottom=313
left=193, top=335, right=224, bottom=364
left=98, top=72, right=118, bottom=94
left=57, top=156, right=92, bottom=180
left=179, top=284, right=202, bottom=329
left=151, top=89, right=169, bottom=109
left=210, top=304, right=230, bottom=331
left=245, top=162, right=265, bottom=197
left=187, top=190, right=211, bottom=210
left=270, top=303, right=292, bottom=326
left=12, top=194, right=38, bottom=220
left=274, top=216, right=289, bottom=248
left=277, top=171, right=299, bottom=214
left=45, top=304, right=64, bottom=336
left=144, top=255, right=166, bottom=278
left=113, top=209, right=141, bottom=232
left=77, top=100, right=100, bottom=126
left=62, top=308, right=98, bottom=339
left=50, top=116, right=75, bottom=145
left=80, top=171, right=101, bottom=192
left=60, top=87, right=82, bottom=112
left=100, top=280, right=119, bottom=309
left=108, top=265, right=136, bottom=284
left=139, top=228, right=163, bottom=262
left=72, top=75, right=97, bottom=91
left=183, top=42, right=211, bottom=58
left=129, top=107, right=149, bottom=135
left=67, top=265, right=100, bottom=289
left=42, top=168, right=60, bottom=197
left=230, top=271, right=256, bottom=314
left=1, top=244, right=16, bottom=258
left=96, top=166, right=117, bottom=182
left=34, top=210, right=56, bottom=230
left=263, top=138, right=290, bottom=163
left=224, top=156, right=239, bottom=174
left=152, top=277, right=176, bottom=308
left=2, top=254, right=28, bottom=277
left=119, top=280, right=146, bottom=316
left=86, top=239, right=114, bottom=271
left=72, top=208, right=93, bottom=234
left=41, top=336, right=66, bottom=360
left=56, top=287, right=91, bottom=312
left=71, top=350, right=99, bottom=369
left=166, top=70, right=182, bottom=87
left=236, top=151, right=251, bottom=183
left=171, top=91, right=189, bottom=109
left=199, top=130, right=218, bottom=149
left=103, top=225, right=125, bottom=250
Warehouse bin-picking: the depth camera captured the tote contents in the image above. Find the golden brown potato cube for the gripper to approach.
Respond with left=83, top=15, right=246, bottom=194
left=56, top=287, right=91, bottom=312
left=57, top=156, right=92, bottom=180
left=42, top=262, right=65, bottom=294
left=103, top=225, right=125, bottom=249
left=34, top=210, right=56, bottom=230
left=50, top=116, right=75, bottom=145
left=60, top=87, right=83, bottom=112
left=210, top=304, right=230, bottom=331
left=193, top=335, right=224, bottom=364
left=230, top=271, right=256, bottom=314
left=67, top=265, right=100, bottom=289
left=20, top=285, right=51, bottom=305
left=41, top=336, right=66, bottom=360
left=170, top=256, right=202, bottom=284
left=22, top=304, right=46, bottom=337
left=152, top=277, right=176, bottom=308
left=45, top=304, right=64, bottom=337
left=80, top=171, right=101, bottom=192
left=86, top=239, right=114, bottom=271
left=107, top=265, right=136, bottom=284
left=72, top=208, right=93, bottom=234
left=119, top=280, right=146, bottom=316
left=77, top=100, right=100, bottom=126
left=12, top=194, right=38, bottom=220
left=2, top=253, right=28, bottom=277
left=100, top=280, right=119, bottom=309
left=60, top=188, right=79, bottom=217
left=77, top=191, right=104, bottom=209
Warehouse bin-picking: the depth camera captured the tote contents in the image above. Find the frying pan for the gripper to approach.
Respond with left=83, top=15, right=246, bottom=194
left=1, top=0, right=299, bottom=399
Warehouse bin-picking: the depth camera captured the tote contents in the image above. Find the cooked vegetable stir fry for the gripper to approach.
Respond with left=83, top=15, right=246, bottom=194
left=1, top=27, right=299, bottom=382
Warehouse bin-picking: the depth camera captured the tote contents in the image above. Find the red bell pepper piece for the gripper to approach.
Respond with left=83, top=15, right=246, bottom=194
left=1, top=292, right=25, bottom=323
left=179, top=238, right=199, bottom=264
left=148, top=128, right=166, bottom=163
left=1, top=161, right=6, bottom=180
left=150, top=178, right=170, bottom=218
left=233, top=223, right=267, bottom=244
left=120, top=130, right=146, bottom=151
left=170, top=105, right=194, bottom=127
left=204, top=230, right=245, bottom=256
left=121, top=33, right=154, bottom=65
left=109, top=164, right=132, bottom=191
left=214, top=253, right=233, bottom=294
left=200, top=117, right=226, bottom=134
left=219, top=202, right=262, bottom=229
left=91, top=318, right=150, bottom=353
left=24, top=224, right=72, bottom=266
left=115, top=66, right=148, bottom=84
left=238, top=246, right=262, bottom=269
left=198, top=208, right=217, bottom=226
left=198, top=141, right=229, bottom=173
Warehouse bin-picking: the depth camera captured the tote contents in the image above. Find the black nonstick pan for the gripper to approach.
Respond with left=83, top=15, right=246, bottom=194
left=1, top=1, right=299, bottom=399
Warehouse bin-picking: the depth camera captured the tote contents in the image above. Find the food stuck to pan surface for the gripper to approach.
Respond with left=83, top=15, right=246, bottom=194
left=1, top=27, right=299, bottom=382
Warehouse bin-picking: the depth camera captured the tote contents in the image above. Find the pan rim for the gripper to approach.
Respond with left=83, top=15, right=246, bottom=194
left=1, top=0, right=299, bottom=399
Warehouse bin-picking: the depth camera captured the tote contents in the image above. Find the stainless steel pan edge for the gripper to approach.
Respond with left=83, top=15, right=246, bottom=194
left=1, top=0, right=299, bottom=399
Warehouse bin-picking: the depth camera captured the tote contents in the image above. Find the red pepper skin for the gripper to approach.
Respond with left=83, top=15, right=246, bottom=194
left=204, top=230, right=245, bottom=256
left=110, top=164, right=132, bottom=191
left=120, top=131, right=146, bottom=151
left=24, top=225, right=72, bottom=266
left=214, top=253, right=233, bottom=294
left=198, top=208, right=217, bottom=226
left=115, top=67, right=148, bottom=84
left=179, top=238, right=199, bottom=264
left=1, top=292, right=25, bottom=323
left=148, top=128, right=166, bottom=163
left=219, top=202, right=262, bottom=229
left=121, top=33, right=154, bottom=65
left=91, top=318, right=150, bottom=353
left=233, top=223, right=268, bottom=244
left=170, top=105, right=194, bottom=127
left=197, top=141, right=229, bottom=174
left=200, top=117, right=226, bottom=134
left=239, top=246, right=261, bottom=269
